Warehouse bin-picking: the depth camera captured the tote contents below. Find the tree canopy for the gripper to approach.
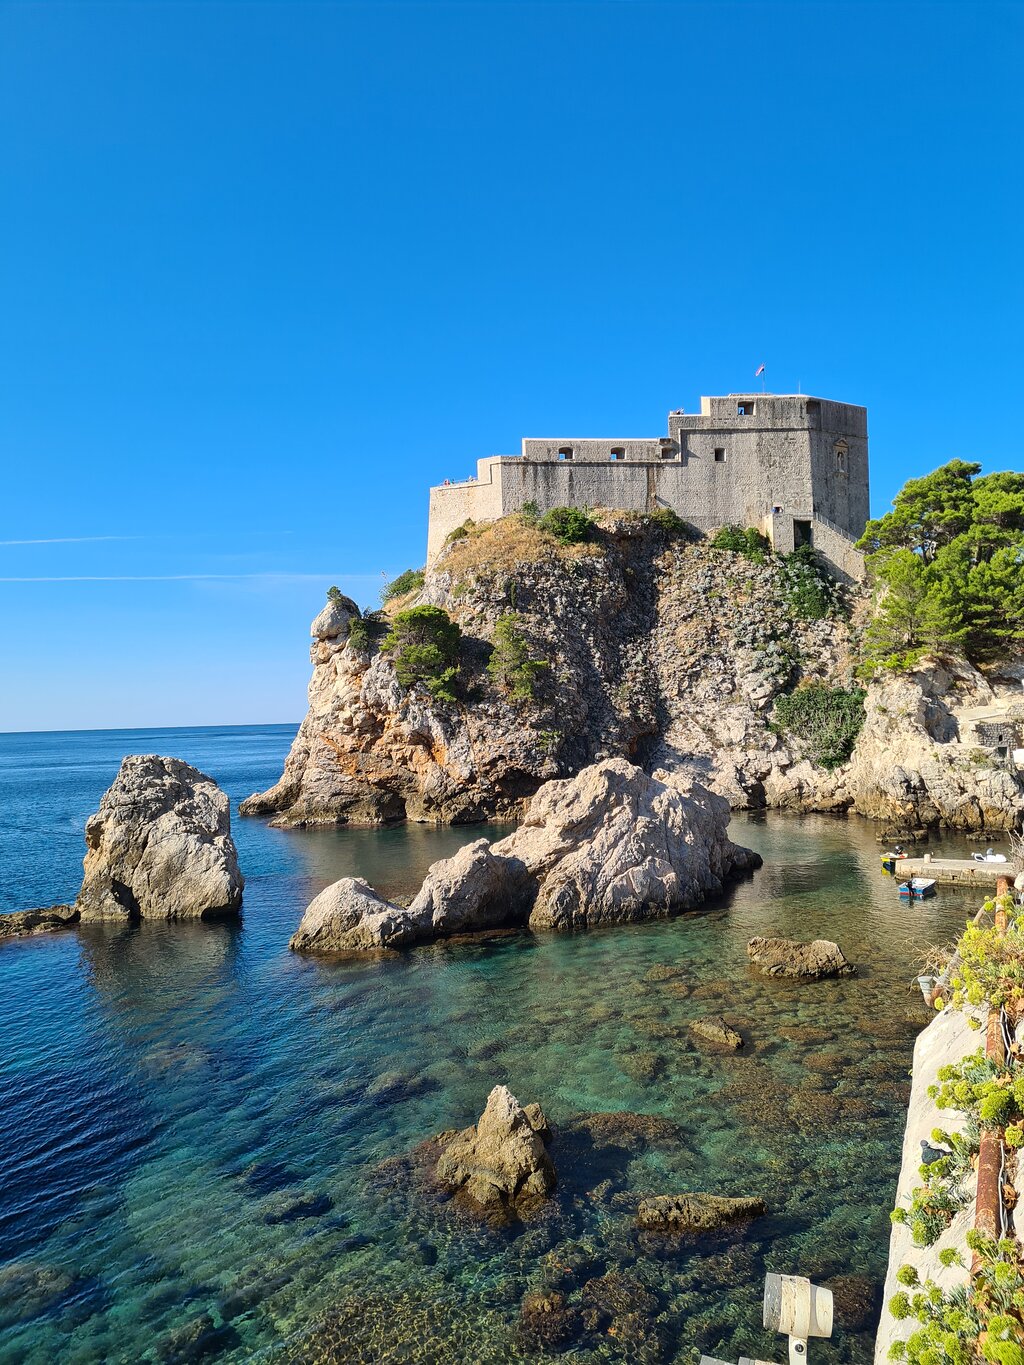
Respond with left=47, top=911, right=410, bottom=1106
left=858, top=461, right=1024, bottom=670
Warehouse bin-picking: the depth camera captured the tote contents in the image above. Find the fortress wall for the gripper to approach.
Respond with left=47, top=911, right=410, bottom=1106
left=808, top=518, right=867, bottom=582
left=810, top=425, right=871, bottom=539
left=521, top=437, right=665, bottom=462
left=426, top=459, right=504, bottom=562
left=484, top=449, right=815, bottom=533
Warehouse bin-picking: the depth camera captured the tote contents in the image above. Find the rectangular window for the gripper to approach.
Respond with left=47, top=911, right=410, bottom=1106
left=714, top=448, right=726, bottom=463
left=737, top=402, right=754, bottom=416
left=609, top=447, right=625, bottom=461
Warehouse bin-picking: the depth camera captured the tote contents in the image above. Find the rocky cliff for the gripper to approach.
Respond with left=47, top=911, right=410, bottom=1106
left=242, top=513, right=1024, bottom=832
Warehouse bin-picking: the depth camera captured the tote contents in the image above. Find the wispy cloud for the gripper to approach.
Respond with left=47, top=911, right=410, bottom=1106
left=0, top=535, right=147, bottom=546
left=0, top=572, right=381, bottom=584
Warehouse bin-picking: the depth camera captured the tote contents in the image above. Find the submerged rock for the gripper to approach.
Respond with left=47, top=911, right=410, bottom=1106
left=517, top=1290, right=581, bottom=1350
left=636, top=1192, right=767, bottom=1233
left=565, top=1110, right=681, bottom=1151
left=435, top=1085, right=556, bottom=1220
left=0, top=905, right=78, bottom=942
left=689, top=1016, right=744, bottom=1049
left=76, top=755, right=243, bottom=922
left=746, top=936, right=855, bottom=979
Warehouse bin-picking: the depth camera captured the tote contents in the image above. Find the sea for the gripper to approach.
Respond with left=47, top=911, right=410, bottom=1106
left=0, top=724, right=984, bottom=1364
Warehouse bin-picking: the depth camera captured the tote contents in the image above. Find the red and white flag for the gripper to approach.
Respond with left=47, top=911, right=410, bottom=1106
left=755, top=363, right=765, bottom=377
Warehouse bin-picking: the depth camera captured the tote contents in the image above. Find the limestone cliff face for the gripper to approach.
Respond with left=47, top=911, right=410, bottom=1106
left=241, top=516, right=1024, bottom=831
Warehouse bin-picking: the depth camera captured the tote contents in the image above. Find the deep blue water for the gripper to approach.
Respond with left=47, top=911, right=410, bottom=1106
left=0, top=726, right=987, bottom=1364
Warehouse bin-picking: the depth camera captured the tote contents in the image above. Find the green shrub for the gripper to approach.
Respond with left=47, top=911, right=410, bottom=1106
left=781, top=546, right=839, bottom=620
left=347, top=611, right=387, bottom=653
left=711, top=525, right=771, bottom=561
left=326, top=585, right=346, bottom=603
left=520, top=500, right=540, bottom=522
left=646, top=506, right=688, bottom=535
left=486, top=612, right=549, bottom=701
left=381, top=568, right=426, bottom=603
left=445, top=520, right=475, bottom=545
left=380, top=605, right=461, bottom=701
left=538, top=506, right=593, bottom=545
left=773, top=682, right=866, bottom=769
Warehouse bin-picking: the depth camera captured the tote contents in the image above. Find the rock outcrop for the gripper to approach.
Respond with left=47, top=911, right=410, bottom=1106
left=636, top=1192, right=767, bottom=1233
left=492, top=759, right=761, bottom=932
left=288, top=878, right=417, bottom=952
left=434, top=1085, right=555, bottom=1219
left=842, top=657, right=1024, bottom=832
left=243, top=517, right=1024, bottom=832
left=76, top=756, right=244, bottom=922
left=746, top=936, right=855, bottom=979
left=288, top=759, right=760, bottom=952
left=689, top=1016, right=743, bottom=1049
left=0, top=906, right=79, bottom=942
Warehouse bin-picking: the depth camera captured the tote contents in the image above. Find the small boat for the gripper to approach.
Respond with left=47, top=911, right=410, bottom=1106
left=881, top=850, right=908, bottom=875
left=899, top=877, right=937, bottom=899
left=972, top=850, right=1007, bottom=863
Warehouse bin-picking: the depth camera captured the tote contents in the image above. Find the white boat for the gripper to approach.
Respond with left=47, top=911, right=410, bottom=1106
left=899, top=877, right=937, bottom=899
left=972, top=850, right=1007, bottom=863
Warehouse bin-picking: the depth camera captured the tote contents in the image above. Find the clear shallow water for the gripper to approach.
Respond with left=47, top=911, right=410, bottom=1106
left=0, top=727, right=994, bottom=1364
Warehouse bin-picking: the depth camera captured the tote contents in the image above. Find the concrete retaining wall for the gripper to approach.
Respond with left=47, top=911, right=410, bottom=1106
left=874, top=1007, right=981, bottom=1362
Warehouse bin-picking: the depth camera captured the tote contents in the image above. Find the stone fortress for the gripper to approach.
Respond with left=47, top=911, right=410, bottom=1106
left=427, top=392, right=870, bottom=580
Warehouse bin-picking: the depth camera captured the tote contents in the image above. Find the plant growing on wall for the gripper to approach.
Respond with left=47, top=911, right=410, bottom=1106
left=380, top=605, right=461, bottom=702
left=772, top=682, right=866, bottom=769
left=486, top=613, right=549, bottom=701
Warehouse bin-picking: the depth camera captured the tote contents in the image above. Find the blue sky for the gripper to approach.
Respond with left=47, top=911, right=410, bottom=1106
left=1, top=0, right=1020, bottom=732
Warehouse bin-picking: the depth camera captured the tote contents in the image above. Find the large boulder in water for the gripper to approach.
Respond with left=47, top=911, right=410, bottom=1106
left=435, top=1085, right=556, bottom=1220
left=406, top=838, right=532, bottom=936
left=491, top=758, right=761, bottom=931
left=289, top=878, right=423, bottom=952
left=76, top=756, right=244, bottom=922
left=746, top=935, right=855, bottom=979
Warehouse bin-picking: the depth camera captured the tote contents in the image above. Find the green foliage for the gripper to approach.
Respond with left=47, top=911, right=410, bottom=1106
left=445, top=520, right=474, bottom=545
left=326, top=585, right=346, bottom=604
left=772, top=682, right=866, bottom=769
left=710, top=524, right=771, bottom=561
left=538, top=505, right=593, bottom=545
left=381, top=568, right=426, bottom=604
left=780, top=546, right=840, bottom=620
left=347, top=611, right=387, bottom=653
left=486, top=612, right=549, bottom=701
left=887, top=1237, right=1024, bottom=1364
left=859, top=462, right=1024, bottom=670
left=520, top=500, right=540, bottom=522
left=380, top=605, right=461, bottom=701
left=943, top=897, right=1024, bottom=1012
left=646, top=506, right=688, bottom=535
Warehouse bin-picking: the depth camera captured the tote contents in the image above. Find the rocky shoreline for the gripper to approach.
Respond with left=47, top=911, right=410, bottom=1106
left=241, top=519, right=1024, bottom=834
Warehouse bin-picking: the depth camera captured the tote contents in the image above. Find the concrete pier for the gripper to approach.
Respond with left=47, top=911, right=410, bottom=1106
left=894, top=857, right=1013, bottom=888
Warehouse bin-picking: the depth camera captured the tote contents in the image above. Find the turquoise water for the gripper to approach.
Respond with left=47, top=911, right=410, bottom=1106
left=0, top=727, right=988, bottom=1364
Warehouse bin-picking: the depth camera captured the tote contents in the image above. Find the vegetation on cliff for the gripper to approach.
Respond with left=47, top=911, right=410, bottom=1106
left=381, top=604, right=462, bottom=702
left=772, top=682, right=866, bottom=769
left=858, top=461, right=1024, bottom=672
left=486, top=613, right=549, bottom=701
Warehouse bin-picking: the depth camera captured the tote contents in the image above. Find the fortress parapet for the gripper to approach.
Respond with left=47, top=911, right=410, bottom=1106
left=427, top=392, right=869, bottom=580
